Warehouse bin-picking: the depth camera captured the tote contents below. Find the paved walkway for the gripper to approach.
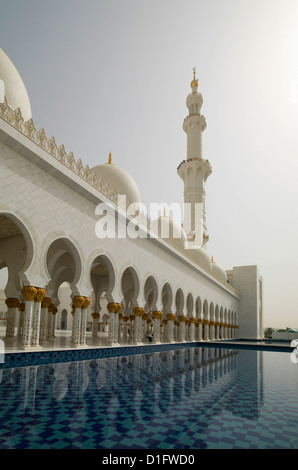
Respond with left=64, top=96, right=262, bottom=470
left=0, top=329, right=294, bottom=355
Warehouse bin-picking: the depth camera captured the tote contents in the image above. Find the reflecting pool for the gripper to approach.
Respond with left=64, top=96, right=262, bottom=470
left=0, top=347, right=297, bottom=449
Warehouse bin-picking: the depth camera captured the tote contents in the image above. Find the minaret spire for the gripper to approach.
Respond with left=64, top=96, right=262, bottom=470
left=177, top=69, right=212, bottom=249
left=191, top=67, right=198, bottom=90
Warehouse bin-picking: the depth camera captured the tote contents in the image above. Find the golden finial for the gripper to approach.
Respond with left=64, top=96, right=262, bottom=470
left=191, top=66, right=199, bottom=89
left=163, top=207, right=167, bottom=217
left=108, top=152, right=112, bottom=164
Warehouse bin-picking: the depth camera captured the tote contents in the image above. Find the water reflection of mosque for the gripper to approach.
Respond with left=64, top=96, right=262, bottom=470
left=0, top=347, right=263, bottom=448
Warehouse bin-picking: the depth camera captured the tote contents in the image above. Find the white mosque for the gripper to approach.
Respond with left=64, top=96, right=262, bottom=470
left=0, top=48, right=263, bottom=351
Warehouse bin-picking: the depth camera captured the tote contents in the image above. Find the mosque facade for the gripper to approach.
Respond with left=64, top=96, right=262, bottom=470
left=0, top=49, right=263, bottom=351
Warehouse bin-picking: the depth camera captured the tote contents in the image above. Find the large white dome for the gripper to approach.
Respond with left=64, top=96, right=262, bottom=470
left=91, top=160, right=141, bottom=205
left=0, top=49, right=32, bottom=122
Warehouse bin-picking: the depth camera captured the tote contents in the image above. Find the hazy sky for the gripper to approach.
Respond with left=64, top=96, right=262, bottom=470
left=0, top=0, right=298, bottom=328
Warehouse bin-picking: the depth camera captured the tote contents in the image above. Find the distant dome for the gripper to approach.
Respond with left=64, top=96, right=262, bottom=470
left=211, top=262, right=227, bottom=283
left=151, top=215, right=187, bottom=250
left=91, top=159, right=141, bottom=205
left=191, top=246, right=212, bottom=272
left=0, top=49, right=32, bottom=122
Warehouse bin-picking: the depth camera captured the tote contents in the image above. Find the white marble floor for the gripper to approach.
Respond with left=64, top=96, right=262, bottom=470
left=1, top=329, right=291, bottom=355
left=0, top=330, right=172, bottom=354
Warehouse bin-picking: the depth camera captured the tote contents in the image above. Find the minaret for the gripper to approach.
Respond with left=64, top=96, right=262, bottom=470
left=178, top=68, right=212, bottom=249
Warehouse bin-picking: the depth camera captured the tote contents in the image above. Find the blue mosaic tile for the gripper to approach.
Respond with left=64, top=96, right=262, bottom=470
left=0, top=347, right=297, bottom=449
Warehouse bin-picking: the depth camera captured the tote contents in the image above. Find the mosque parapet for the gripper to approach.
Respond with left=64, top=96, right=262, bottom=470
left=0, top=96, right=126, bottom=206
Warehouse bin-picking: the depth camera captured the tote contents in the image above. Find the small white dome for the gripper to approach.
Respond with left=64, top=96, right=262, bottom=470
left=91, top=161, right=141, bottom=205
left=211, top=262, right=227, bottom=283
left=151, top=215, right=187, bottom=250
left=191, top=246, right=212, bottom=272
left=0, top=49, right=32, bottom=122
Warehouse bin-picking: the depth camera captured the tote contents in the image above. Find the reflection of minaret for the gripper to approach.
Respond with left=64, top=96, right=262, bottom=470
left=178, top=68, right=212, bottom=249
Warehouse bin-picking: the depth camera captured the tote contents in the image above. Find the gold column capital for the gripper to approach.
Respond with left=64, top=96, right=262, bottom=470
left=115, top=303, right=122, bottom=314
left=152, top=311, right=162, bottom=320
left=178, top=315, right=187, bottom=323
left=73, top=296, right=85, bottom=309
left=91, top=312, right=100, bottom=319
left=41, top=297, right=52, bottom=309
left=166, top=313, right=176, bottom=321
left=34, top=288, right=46, bottom=303
left=5, top=298, right=20, bottom=308
left=133, top=307, right=144, bottom=317
left=107, top=302, right=119, bottom=313
left=82, top=297, right=91, bottom=309
left=18, top=302, right=25, bottom=312
left=22, top=286, right=37, bottom=302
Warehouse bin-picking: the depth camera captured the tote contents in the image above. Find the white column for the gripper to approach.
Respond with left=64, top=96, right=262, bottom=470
left=209, top=322, right=215, bottom=341
left=31, top=288, right=46, bottom=348
left=215, top=322, right=220, bottom=340
left=21, top=286, right=37, bottom=350
left=91, top=312, right=100, bottom=336
left=204, top=322, right=210, bottom=341
left=166, top=314, right=176, bottom=343
left=161, top=320, right=167, bottom=341
left=129, top=315, right=135, bottom=341
left=114, top=306, right=122, bottom=343
left=197, top=320, right=203, bottom=341
left=152, top=311, right=162, bottom=343
left=107, top=302, right=121, bottom=345
left=133, top=307, right=144, bottom=344
left=123, top=317, right=128, bottom=342
left=71, top=296, right=85, bottom=348
left=178, top=316, right=187, bottom=342
left=50, top=308, right=57, bottom=338
left=40, top=297, right=51, bottom=344
left=189, top=318, right=196, bottom=341
left=142, top=314, right=149, bottom=341
left=80, top=297, right=90, bottom=346
left=17, top=302, right=25, bottom=336
left=185, top=321, right=189, bottom=341
left=222, top=324, right=226, bottom=340
left=4, top=298, right=20, bottom=339
left=118, top=315, right=123, bottom=342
